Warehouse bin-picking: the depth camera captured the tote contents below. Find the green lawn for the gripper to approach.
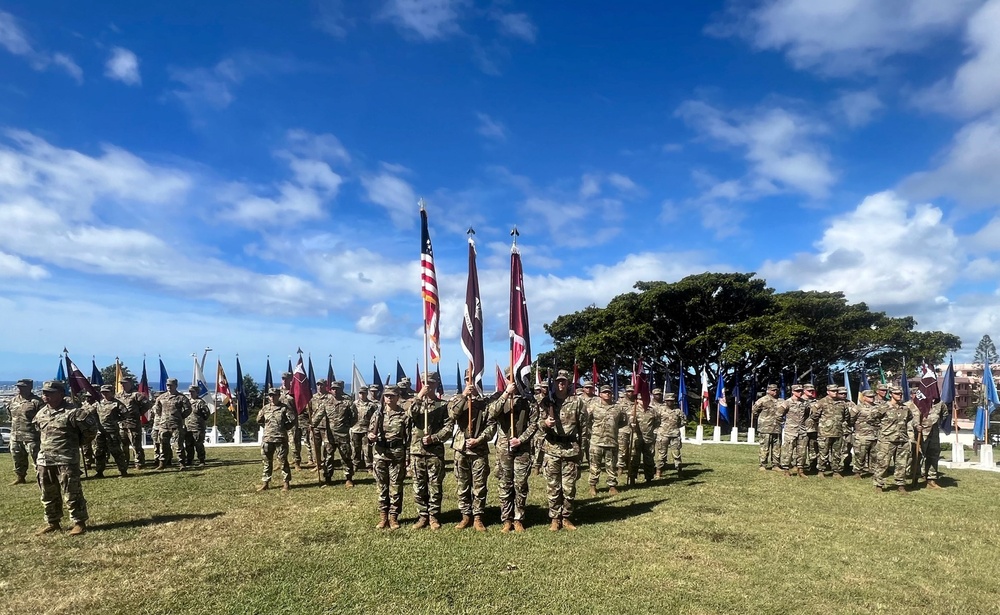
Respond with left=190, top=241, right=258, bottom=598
left=1, top=444, right=997, bottom=615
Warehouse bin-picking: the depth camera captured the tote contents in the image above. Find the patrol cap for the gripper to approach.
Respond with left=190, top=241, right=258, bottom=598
left=423, top=372, right=440, bottom=383
left=876, top=383, right=888, bottom=391
left=533, top=383, right=543, bottom=390
left=121, top=376, right=136, bottom=383
left=554, top=369, right=571, bottom=381
left=368, top=384, right=380, bottom=392
left=316, top=378, right=328, bottom=387
left=188, top=385, right=200, bottom=393
left=862, top=389, right=875, bottom=398
left=599, top=385, right=612, bottom=393
left=41, top=380, right=64, bottom=393
left=101, top=384, right=115, bottom=393
left=331, top=380, right=345, bottom=389
left=803, top=384, right=815, bottom=391
left=624, top=384, right=635, bottom=393
left=889, top=385, right=903, bottom=394
left=582, top=379, right=594, bottom=387
left=166, top=377, right=178, bottom=386
left=399, top=377, right=411, bottom=387
left=267, top=387, right=282, bottom=396
left=383, top=385, right=400, bottom=397
left=281, top=371, right=292, bottom=379
left=16, top=378, right=32, bottom=387
left=664, top=393, right=677, bottom=401
left=652, top=388, right=663, bottom=395
left=791, top=384, right=804, bottom=392
left=827, top=385, right=839, bottom=393
left=766, top=384, right=778, bottom=391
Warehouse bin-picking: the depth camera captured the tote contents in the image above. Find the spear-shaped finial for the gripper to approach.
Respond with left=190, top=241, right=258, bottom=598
left=62, top=347, right=68, bottom=354
left=296, top=347, right=303, bottom=356
left=418, top=197, right=426, bottom=211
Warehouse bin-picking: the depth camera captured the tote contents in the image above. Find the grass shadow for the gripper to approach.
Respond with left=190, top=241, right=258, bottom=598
left=90, top=512, right=225, bottom=532
left=576, top=494, right=667, bottom=526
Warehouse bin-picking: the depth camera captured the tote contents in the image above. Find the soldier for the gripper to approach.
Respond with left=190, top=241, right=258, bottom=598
left=93, top=385, right=130, bottom=478
left=149, top=377, right=191, bottom=470
left=615, top=385, right=636, bottom=479
left=538, top=369, right=587, bottom=531
left=914, top=397, right=947, bottom=489
left=8, top=378, right=43, bottom=485
left=279, top=372, right=309, bottom=470
left=311, top=380, right=357, bottom=487
left=489, top=371, right=539, bottom=532
left=531, top=382, right=547, bottom=475
left=874, top=383, right=889, bottom=405
left=655, top=392, right=685, bottom=477
left=184, top=385, right=212, bottom=467
left=803, top=383, right=819, bottom=472
left=778, top=384, right=809, bottom=477
left=447, top=373, right=499, bottom=531
left=850, top=389, right=880, bottom=477
left=257, top=387, right=296, bottom=492
left=629, top=389, right=658, bottom=485
left=80, top=390, right=98, bottom=472
left=33, top=380, right=98, bottom=536
left=117, top=376, right=149, bottom=469
left=837, top=386, right=857, bottom=473
left=752, top=384, right=781, bottom=470
left=587, top=384, right=626, bottom=495
left=369, top=385, right=411, bottom=530
left=350, top=385, right=376, bottom=472
left=397, top=377, right=415, bottom=479
left=872, top=386, right=914, bottom=494
left=407, top=372, right=454, bottom=530
left=150, top=391, right=164, bottom=466
left=813, top=385, right=850, bottom=478
left=578, top=380, right=597, bottom=466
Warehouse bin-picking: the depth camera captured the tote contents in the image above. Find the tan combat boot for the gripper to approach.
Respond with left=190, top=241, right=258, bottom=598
left=256, top=482, right=269, bottom=492
left=561, top=519, right=577, bottom=531
left=294, top=462, right=303, bottom=471
left=455, top=514, right=472, bottom=530
left=376, top=512, right=388, bottom=530
left=35, top=523, right=61, bottom=536
left=68, top=522, right=86, bottom=536
left=473, top=516, right=487, bottom=532
left=429, top=515, right=442, bottom=530
left=154, top=462, right=165, bottom=471
left=874, top=485, right=883, bottom=493
left=797, top=468, right=807, bottom=478
left=501, top=520, right=513, bottom=533
left=412, top=516, right=428, bottom=530
left=388, top=514, right=400, bottom=530
left=833, top=473, right=843, bottom=479
left=9, top=476, right=26, bottom=486
left=513, top=520, right=526, bottom=533
left=655, top=469, right=663, bottom=479
left=344, top=479, right=354, bottom=488
left=548, top=518, right=561, bottom=532
left=897, top=486, right=908, bottom=495
left=608, top=486, right=619, bottom=495
left=588, top=484, right=597, bottom=497
left=281, top=481, right=290, bottom=492
left=927, top=480, right=942, bottom=489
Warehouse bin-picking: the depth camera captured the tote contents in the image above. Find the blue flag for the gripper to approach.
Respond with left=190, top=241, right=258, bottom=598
left=974, top=406, right=987, bottom=441
left=327, top=357, right=335, bottom=384
left=264, top=358, right=273, bottom=394
left=373, top=360, right=384, bottom=401
left=307, top=355, right=317, bottom=394
left=860, top=370, right=870, bottom=392
left=56, top=357, right=65, bottom=382
left=715, top=370, right=729, bottom=424
left=678, top=364, right=689, bottom=417
left=397, top=360, right=408, bottom=385
left=235, top=357, right=249, bottom=424
left=90, top=359, right=103, bottom=386
left=984, top=356, right=999, bottom=415
left=158, top=358, right=168, bottom=392
left=435, top=365, right=444, bottom=395
left=940, top=357, right=956, bottom=436
left=456, top=362, right=462, bottom=394
left=733, top=377, right=741, bottom=426
left=663, top=366, right=672, bottom=394
left=612, top=360, right=619, bottom=402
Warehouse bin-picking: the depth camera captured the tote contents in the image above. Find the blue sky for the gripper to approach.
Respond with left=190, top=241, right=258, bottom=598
left=3, top=0, right=1000, bottom=382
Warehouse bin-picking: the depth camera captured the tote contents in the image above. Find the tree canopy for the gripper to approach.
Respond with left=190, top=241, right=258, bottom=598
left=538, top=272, right=961, bottom=393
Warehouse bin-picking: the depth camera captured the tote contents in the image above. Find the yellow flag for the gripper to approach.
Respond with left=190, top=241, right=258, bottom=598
left=115, top=360, right=124, bottom=396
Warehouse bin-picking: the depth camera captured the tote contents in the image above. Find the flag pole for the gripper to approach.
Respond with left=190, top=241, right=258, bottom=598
left=508, top=226, right=519, bottom=447
left=213, top=359, right=219, bottom=429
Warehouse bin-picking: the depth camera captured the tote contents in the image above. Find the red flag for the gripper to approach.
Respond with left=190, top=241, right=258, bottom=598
left=460, top=235, right=485, bottom=395
left=592, top=359, right=599, bottom=388
left=509, top=241, right=532, bottom=394
left=420, top=206, right=441, bottom=364
left=573, top=361, right=579, bottom=394
left=138, top=358, right=151, bottom=425
left=291, top=356, right=312, bottom=415
left=415, top=361, right=423, bottom=393
left=632, top=358, right=650, bottom=409
left=217, top=360, right=233, bottom=414
left=65, top=354, right=100, bottom=400
left=495, top=363, right=505, bottom=393
left=915, top=363, right=940, bottom=421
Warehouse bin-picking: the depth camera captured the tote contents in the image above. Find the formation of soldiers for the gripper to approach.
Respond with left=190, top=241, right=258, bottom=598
left=751, top=382, right=948, bottom=493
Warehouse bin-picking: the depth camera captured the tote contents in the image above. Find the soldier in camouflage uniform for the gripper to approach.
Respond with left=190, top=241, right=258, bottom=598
left=578, top=380, right=597, bottom=466
left=813, top=385, right=850, bottom=478
left=779, top=384, right=809, bottom=477
left=369, top=385, right=411, bottom=530
left=184, top=386, right=212, bottom=467
left=629, top=390, right=659, bottom=485
left=117, top=377, right=149, bottom=469
left=397, top=377, right=414, bottom=479
left=489, top=373, right=539, bottom=532
left=351, top=385, right=377, bottom=472
left=150, top=378, right=191, bottom=470
left=849, top=389, right=880, bottom=477
left=615, top=385, right=637, bottom=479
left=407, top=372, right=454, bottom=530
left=531, top=382, right=547, bottom=475
left=655, top=392, right=685, bottom=477
left=915, top=399, right=948, bottom=489
left=836, top=387, right=856, bottom=473
left=448, top=374, right=500, bottom=531
left=150, top=391, right=164, bottom=465
left=33, top=380, right=99, bottom=536
left=587, top=384, right=626, bottom=495
left=538, top=370, right=587, bottom=531
left=80, top=391, right=98, bottom=471
left=93, top=385, right=130, bottom=478
left=802, top=384, right=819, bottom=472
left=752, top=384, right=781, bottom=470
left=872, top=386, right=913, bottom=494
left=279, top=372, right=309, bottom=470
left=8, top=379, right=43, bottom=485
left=257, top=388, right=295, bottom=492
left=312, top=379, right=358, bottom=487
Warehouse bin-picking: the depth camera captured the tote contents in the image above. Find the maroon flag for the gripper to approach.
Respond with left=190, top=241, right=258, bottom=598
left=592, top=359, right=599, bottom=388
left=632, top=357, right=650, bottom=409
left=138, top=358, right=152, bottom=425
left=915, top=363, right=940, bottom=421
left=495, top=363, right=505, bottom=393
left=65, top=354, right=100, bottom=400
left=460, top=234, right=485, bottom=395
left=291, top=356, right=312, bottom=415
left=509, top=238, right=532, bottom=395
left=420, top=205, right=441, bottom=364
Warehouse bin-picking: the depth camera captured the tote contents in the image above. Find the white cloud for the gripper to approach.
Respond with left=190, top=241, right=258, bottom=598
left=493, top=12, right=537, bottom=42
left=314, top=0, right=350, bottom=38
left=0, top=252, right=46, bottom=279
left=0, top=10, right=82, bottom=83
left=357, top=302, right=392, bottom=333
left=833, top=90, right=883, bottom=127
left=677, top=100, right=836, bottom=203
left=380, top=0, right=465, bottom=40
left=475, top=112, right=507, bottom=141
left=169, top=52, right=307, bottom=115
left=362, top=164, right=418, bottom=228
left=710, top=0, right=981, bottom=76
left=104, top=47, right=141, bottom=86
left=761, top=191, right=961, bottom=306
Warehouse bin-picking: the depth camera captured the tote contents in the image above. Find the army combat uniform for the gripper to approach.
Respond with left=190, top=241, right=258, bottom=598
left=8, top=379, right=43, bottom=485
left=117, top=381, right=149, bottom=468
left=311, top=380, right=358, bottom=485
left=615, top=390, right=637, bottom=478
left=849, top=391, right=880, bottom=477
left=914, top=400, right=948, bottom=487
left=184, top=389, right=212, bottom=467
left=872, top=388, right=914, bottom=492
left=812, top=387, right=849, bottom=477
left=351, top=387, right=379, bottom=471
left=150, top=381, right=191, bottom=469
left=538, top=371, right=587, bottom=530
left=588, top=390, right=626, bottom=492
left=93, top=388, right=130, bottom=477
left=488, top=385, right=539, bottom=532
left=449, top=387, right=500, bottom=530
left=258, top=390, right=296, bottom=491
left=752, top=387, right=781, bottom=470
left=629, top=401, right=658, bottom=484
left=778, top=386, right=809, bottom=476
left=655, top=393, right=685, bottom=475
left=369, top=386, right=411, bottom=529
left=407, top=378, right=455, bottom=524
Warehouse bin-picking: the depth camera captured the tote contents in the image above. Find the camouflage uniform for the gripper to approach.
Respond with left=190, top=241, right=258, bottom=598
left=778, top=389, right=809, bottom=473
left=311, top=382, right=358, bottom=484
left=587, top=394, right=626, bottom=489
left=150, top=392, right=164, bottom=463
left=655, top=396, right=685, bottom=473
left=803, top=386, right=819, bottom=470
left=280, top=384, right=310, bottom=467
left=351, top=388, right=379, bottom=471
left=7, top=380, right=43, bottom=483
left=849, top=394, right=880, bottom=476
left=615, top=393, right=636, bottom=477
left=872, top=391, right=913, bottom=490
left=752, top=389, right=781, bottom=469
left=629, top=404, right=658, bottom=483
left=117, top=385, right=149, bottom=468
left=813, top=390, right=849, bottom=476
left=258, top=393, right=296, bottom=487
left=538, top=374, right=587, bottom=526
left=915, top=401, right=948, bottom=482
left=183, top=392, right=211, bottom=466
left=150, top=383, right=191, bottom=468
left=93, top=391, right=130, bottom=477
left=488, top=387, right=539, bottom=527
left=531, top=389, right=547, bottom=473
left=33, top=382, right=99, bottom=532
left=80, top=396, right=98, bottom=470
left=578, top=383, right=597, bottom=465
left=369, top=389, right=411, bottom=521
left=449, top=389, right=500, bottom=525
left=407, top=386, right=454, bottom=521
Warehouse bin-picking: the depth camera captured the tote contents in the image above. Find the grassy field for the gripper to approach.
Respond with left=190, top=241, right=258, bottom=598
left=1, top=444, right=998, bottom=615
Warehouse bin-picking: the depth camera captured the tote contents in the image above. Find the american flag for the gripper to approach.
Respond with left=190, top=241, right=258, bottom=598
left=420, top=204, right=441, bottom=364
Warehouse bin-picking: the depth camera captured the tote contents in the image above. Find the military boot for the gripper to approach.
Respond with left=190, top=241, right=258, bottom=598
left=833, top=473, right=843, bottom=479
left=513, top=520, right=526, bottom=533
left=455, top=514, right=473, bottom=530
left=256, top=482, right=269, bottom=492
left=344, top=479, right=354, bottom=488
left=154, top=462, right=165, bottom=471
left=281, top=481, right=290, bottom=492
left=548, top=518, right=561, bottom=532
left=927, top=480, right=942, bottom=489
left=94, top=471, right=104, bottom=479
left=588, top=484, right=597, bottom=496
left=35, top=523, right=61, bottom=535
left=294, top=462, right=303, bottom=471
left=561, top=519, right=577, bottom=531
left=376, top=512, right=388, bottom=530
left=656, top=469, right=663, bottom=479
left=9, top=476, right=26, bottom=486
left=413, top=516, right=428, bottom=530
left=388, top=514, right=400, bottom=530
left=473, top=516, right=487, bottom=532
left=119, top=469, right=129, bottom=478
left=874, top=485, right=883, bottom=493
left=429, top=515, right=442, bottom=530
left=608, top=486, right=619, bottom=495
left=501, top=520, right=513, bottom=533
left=783, top=469, right=791, bottom=477
left=897, top=486, right=908, bottom=495
left=68, top=522, right=86, bottom=536
left=797, top=468, right=807, bottom=478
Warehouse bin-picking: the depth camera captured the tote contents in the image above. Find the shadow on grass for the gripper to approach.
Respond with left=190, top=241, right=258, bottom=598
left=576, top=494, right=667, bottom=526
left=207, top=459, right=260, bottom=468
left=90, top=512, right=225, bottom=532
